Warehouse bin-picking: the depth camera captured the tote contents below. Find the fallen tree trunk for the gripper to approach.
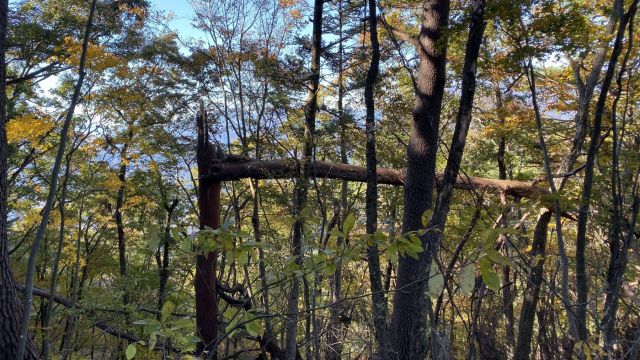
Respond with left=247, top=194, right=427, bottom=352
left=203, top=157, right=547, bottom=200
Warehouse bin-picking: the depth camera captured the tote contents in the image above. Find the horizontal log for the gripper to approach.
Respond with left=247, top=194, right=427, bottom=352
left=201, top=157, right=548, bottom=200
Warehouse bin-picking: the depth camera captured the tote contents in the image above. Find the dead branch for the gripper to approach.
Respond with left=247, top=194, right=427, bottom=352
left=202, top=157, right=548, bottom=200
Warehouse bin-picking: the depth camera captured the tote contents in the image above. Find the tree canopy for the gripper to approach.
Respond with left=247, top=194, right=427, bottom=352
left=2, top=0, right=640, bottom=359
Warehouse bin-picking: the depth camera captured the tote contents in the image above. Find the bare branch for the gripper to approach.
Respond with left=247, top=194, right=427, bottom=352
left=202, top=156, right=547, bottom=200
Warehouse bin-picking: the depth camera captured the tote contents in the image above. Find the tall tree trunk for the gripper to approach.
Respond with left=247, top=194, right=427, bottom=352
left=16, top=0, right=96, bottom=357
left=0, top=0, right=37, bottom=356
left=115, top=126, right=134, bottom=310
left=327, top=2, right=347, bottom=357
left=251, top=84, right=280, bottom=358
left=493, top=81, right=515, bottom=352
left=195, top=106, right=221, bottom=357
left=390, top=3, right=451, bottom=356
left=364, top=0, right=391, bottom=358
left=556, top=0, right=622, bottom=191
left=526, top=57, right=578, bottom=344
left=426, top=4, right=486, bottom=358
left=42, top=161, right=72, bottom=359
left=574, top=0, right=637, bottom=342
left=391, top=1, right=486, bottom=358
left=493, top=82, right=509, bottom=181
left=60, top=193, right=90, bottom=360
left=602, top=8, right=637, bottom=354
left=511, top=3, right=625, bottom=356
left=284, top=0, right=323, bottom=357
left=514, top=210, right=551, bottom=360
left=302, top=275, right=312, bottom=360
left=158, top=199, right=178, bottom=313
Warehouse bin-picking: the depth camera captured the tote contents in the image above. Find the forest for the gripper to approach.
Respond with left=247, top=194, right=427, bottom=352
left=1, top=0, right=640, bottom=359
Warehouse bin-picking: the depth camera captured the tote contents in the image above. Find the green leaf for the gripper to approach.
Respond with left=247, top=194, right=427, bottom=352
left=299, top=206, right=313, bottom=219
left=237, top=249, right=249, bottom=266
left=387, top=244, right=398, bottom=263
left=407, top=233, right=419, bottom=244
left=161, top=300, right=175, bottom=323
left=458, top=263, right=475, bottom=294
left=406, top=250, right=419, bottom=260
left=147, top=226, right=160, bottom=250
left=408, top=240, right=424, bottom=254
left=184, top=335, right=201, bottom=343
left=133, top=319, right=160, bottom=328
left=330, top=227, right=343, bottom=241
left=180, top=237, right=192, bottom=253
left=404, top=233, right=424, bottom=256
left=223, top=307, right=240, bottom=320
left=245, top=317, right=263, bottom=337
left=421, top=210, right=433, bottom=227
left=148, top=333, right=157, bottom=351
left=225, top=316, right=239, bottom=338
left=427, top=262, right=444, bottom=298
left=170, top=318, right=194, bottom=330
left=170, top=227, right=182, bottom=242
left=241, top=241, right=268, bottom=249
left=480, top=257, right=500, bottom=291
left=364, top=234, right=375, bottom=247
left=486, top=249, right=515, bottom=267
left=343, top=212, right=356, bottom=235
left=126, top=344, right=136, bottom=360
left=585, top=349, right=592, bottom=360
left=324, top=262, right=337, bottom=276
left=479, top=228, right=497, bottom=246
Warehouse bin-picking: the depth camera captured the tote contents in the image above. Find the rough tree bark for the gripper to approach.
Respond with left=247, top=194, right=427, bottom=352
left=390, top=0, right=451, bottom=344
left=425, top=2, right=486, bottom=357
left=390, top=0, right=486, bottom=358
left=195, top=106, right=221, bottom=357
left=0, top=0, right=37, bottom=357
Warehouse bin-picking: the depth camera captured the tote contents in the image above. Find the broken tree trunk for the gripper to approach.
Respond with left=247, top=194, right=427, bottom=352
left=195, top=105, right=221, bottom=357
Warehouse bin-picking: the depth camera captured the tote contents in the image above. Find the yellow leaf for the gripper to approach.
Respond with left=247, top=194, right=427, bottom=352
left=7, top=114, right=55, bottom=144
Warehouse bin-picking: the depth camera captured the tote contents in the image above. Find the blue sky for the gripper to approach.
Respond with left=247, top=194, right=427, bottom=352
left=149, top=0, right=200, bottom=39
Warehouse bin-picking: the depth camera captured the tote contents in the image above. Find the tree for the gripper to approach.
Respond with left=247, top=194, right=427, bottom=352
left=390, top=0, right=487, bottom=357
left=0, top=0, right=38, bottom=357
left=16, top=0, right=96, bottom=358
left=363, top=0, right=391, bottom=357
left=6, top=0, right=640, bottom=359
